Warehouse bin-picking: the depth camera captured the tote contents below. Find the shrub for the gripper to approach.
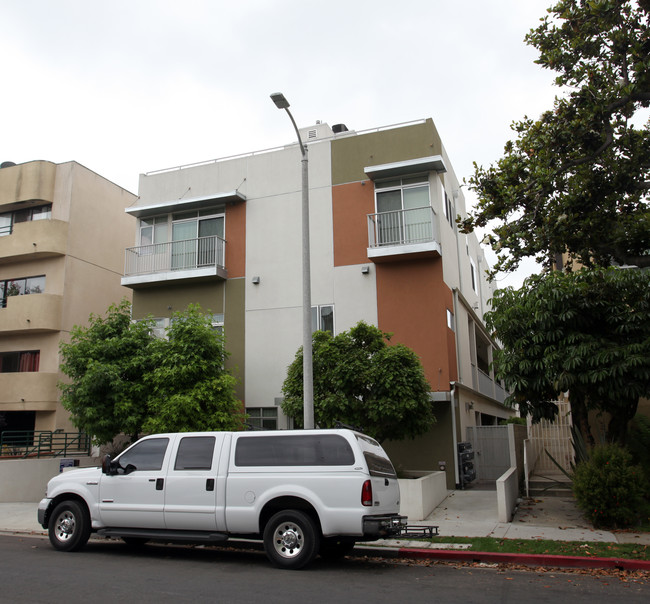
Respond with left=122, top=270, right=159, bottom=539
left=573, top=444, right=647, bottom=529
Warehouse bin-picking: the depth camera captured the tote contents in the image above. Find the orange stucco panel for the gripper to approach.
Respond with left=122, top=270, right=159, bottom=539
left=225, top=201, right=246, bottom=278
left=376, top=259, right=457, bottom=391
left=332, top=182, right=374, bottom=267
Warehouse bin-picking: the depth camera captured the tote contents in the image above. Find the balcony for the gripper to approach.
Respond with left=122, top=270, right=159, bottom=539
left=0, top=161, right=56, bottom=207
left=122, top=236, right=227, bottom=288
left=474, top=366, right=507, bottom=405
left=0, top=294, right=63, bottom=334
left=0, top=372, right=58, bottom=410
left=367, top=206, right=441, bottom=262
left=0, top=220, right=68, bottom=264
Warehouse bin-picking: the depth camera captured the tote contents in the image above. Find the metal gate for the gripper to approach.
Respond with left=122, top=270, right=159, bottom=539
left=466, top=426, right=511, bottom=481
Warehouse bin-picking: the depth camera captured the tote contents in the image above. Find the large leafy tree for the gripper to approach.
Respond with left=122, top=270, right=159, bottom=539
left=143, top=305, right=243, bottom=434
left=59, top=300, right=155, bottom=444
left=459, top=0, right=650, bottom=444
left=60, top=301, right=242, bottom=444
left=281, top=322, right=434, bottom=443
left=461, top=0, right=650, bottom=275
left=487, top=268, right=650, bottom=445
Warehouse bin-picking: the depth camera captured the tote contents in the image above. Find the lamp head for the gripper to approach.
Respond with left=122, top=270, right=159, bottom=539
left=270, top=92, right=290, bottom=109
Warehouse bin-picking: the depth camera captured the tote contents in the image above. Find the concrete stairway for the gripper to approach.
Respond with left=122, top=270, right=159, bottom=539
left=527, top=472, right=573, bottom=497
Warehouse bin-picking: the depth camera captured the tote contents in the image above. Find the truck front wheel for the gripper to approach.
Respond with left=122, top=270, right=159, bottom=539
left=263, top=510, right=320, bottom=570
left=48, top=500, right=91, bottom=552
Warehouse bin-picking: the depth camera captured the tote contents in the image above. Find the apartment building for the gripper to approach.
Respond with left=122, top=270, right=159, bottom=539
left=122, top=118, right=511, bottom=487
left=0, top=160, right=136, bottom=436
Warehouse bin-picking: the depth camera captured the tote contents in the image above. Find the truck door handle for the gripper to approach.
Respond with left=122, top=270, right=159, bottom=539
left=156, top=478, right=164, bottom=490
left=206, top=478, right=215, bottom=492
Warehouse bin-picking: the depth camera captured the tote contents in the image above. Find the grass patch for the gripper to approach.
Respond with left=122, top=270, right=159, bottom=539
left=425, top=536, right=649, bottom=560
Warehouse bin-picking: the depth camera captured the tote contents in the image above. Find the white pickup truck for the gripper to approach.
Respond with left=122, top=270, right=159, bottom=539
left=38, top=429, right=406, bottom=569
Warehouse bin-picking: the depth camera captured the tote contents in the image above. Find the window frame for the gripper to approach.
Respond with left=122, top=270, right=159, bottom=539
left=311, top=304, right=334, bottom=334
left=246, top=407, right=278, bottom=430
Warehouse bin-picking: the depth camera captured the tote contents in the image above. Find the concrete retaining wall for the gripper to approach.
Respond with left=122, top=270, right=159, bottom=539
left=0, top=458, right=97, bottom=502
left=496, top=466, right=519, bottom=523
left=0, top=459, right=62, bottom=502
left=398, top=471, right=448, bottom=521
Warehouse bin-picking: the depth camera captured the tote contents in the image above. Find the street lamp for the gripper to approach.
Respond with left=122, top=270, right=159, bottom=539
left=270, top=92, right=314, bottom=430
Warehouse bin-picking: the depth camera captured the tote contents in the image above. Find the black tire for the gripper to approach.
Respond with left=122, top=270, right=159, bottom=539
left=122, top=537, right=149, bottom=547
left=48, top=500, right=91, bottom=552
left=263, top=510, right=320, bottom=570
left=319, top=537, right=355, bottom=561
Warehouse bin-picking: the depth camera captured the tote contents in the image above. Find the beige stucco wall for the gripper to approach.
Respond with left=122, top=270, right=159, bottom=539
left=0, top=160, right=137, bottom=434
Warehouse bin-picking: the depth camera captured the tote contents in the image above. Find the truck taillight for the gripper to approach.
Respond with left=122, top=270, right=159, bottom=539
left=361, top=479, right=373, bottom=506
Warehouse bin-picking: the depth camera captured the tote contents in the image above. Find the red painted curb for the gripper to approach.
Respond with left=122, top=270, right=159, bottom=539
left=397, top=547, right=650, bottom=571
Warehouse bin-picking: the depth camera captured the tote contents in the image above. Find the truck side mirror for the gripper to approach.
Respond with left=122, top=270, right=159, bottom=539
left=101, top=454, right=113, bottom=475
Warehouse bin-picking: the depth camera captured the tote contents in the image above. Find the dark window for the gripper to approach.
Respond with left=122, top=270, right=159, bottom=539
left=246, top=407, right=278, bottom=430
left=117, top=438, right=169, bottom=472
left=363, top=452, right=397, bottom=478
left=235, top=434, right=355, bottom=467
left=0, top=351, right=39, bottom=373
left=174, top=436, right=215, bottom=470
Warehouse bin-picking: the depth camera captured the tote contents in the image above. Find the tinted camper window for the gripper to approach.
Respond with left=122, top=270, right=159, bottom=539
left=235, top=434, right=355, bottom=467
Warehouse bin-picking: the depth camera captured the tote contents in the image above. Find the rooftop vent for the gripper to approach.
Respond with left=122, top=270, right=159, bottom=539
left=332, top=124, right=349, bottom=133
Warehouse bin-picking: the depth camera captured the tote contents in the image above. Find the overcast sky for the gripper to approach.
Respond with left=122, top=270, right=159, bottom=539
left=1, top=0, right=559, bottom=287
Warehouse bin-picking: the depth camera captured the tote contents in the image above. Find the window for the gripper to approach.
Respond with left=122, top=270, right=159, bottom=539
left=447, top=309, right=455, bottom=331
left=139, top=215, right=168, bottom=247
left=172, top=208, right=225, bottom=270
left=151, top=317, right=169, bottom=339
left=0, top=205, right=52, bottom=237
left=247, top=407, right=278, bottom=430
left=470, top=259, right=478, bottom=294
left=234, top=434, right=355, bottom=467
left=443, top=190, right=455, bottom=228
left=174, top=436, right=215, bottom=470
left=375, top=176, right=432, bottom=245
left=311, top=305, right=334, bottom=334
left=117, top=437, right=169, bottom=472
left=209, top=313, right=224, bottom=335
left=0, top=276, right=45, bottom=308
left=0, top=351, right=40, bottom=372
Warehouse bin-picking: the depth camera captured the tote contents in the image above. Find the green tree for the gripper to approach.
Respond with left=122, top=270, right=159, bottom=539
left=143, top=305, right=243, bottom=434
left=461, top=0, right=650, bottom=276
left=486, top=268, right=650, bottom=444
left=281, top=322, right=434, bottom=443
left=59, top=301, right=242, bottom=444
left=59, top=300, right=155, bottom=444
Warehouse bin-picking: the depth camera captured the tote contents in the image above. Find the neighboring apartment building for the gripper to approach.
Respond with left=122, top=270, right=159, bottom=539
left=0, top=160, right=136, bottom=436
left=122, top=118, right=511, bottom=487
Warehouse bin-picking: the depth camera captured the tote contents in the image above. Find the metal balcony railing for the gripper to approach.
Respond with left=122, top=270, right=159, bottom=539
left=367, top=206, right=439, bottom=249
left=124, top=236, right=225, bottom=277
left=0, top=430, right=91, bottom=458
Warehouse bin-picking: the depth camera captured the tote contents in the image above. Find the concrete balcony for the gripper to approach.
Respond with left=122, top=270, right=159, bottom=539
left=0, top=372, right=58, bottom=410
left=121, top=236, right=227, bottom=288
left=0, top=161, right=56, bottom=207
left=0, top=294, right=63, bottom=335
left=0, top=220, right=68, bottom=265
left=476, top=368, right=507, bottom=404
left=367, top=206, right=441, bottom=262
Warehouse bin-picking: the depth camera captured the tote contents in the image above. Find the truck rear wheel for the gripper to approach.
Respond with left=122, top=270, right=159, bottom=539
left=48, top=500, right=91, bottom=552
left=263, top=510, right=320, bottom=570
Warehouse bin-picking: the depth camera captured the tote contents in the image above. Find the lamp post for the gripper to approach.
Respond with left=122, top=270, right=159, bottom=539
left=270, top=92, right=314, bottom=430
